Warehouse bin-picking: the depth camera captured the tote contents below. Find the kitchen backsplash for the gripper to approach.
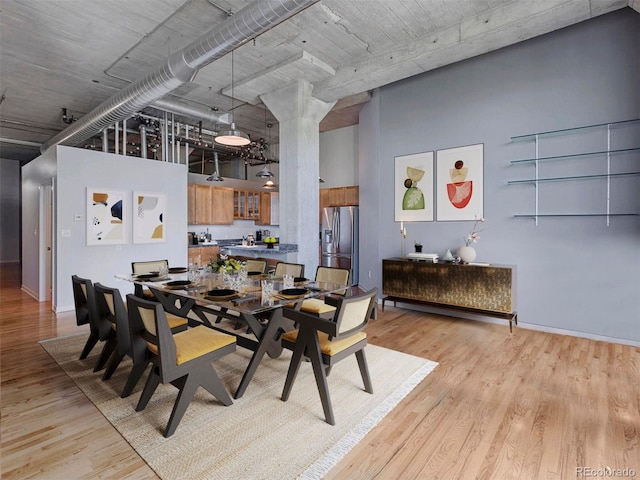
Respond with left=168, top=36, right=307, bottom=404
left=187, top=219, right=279, bottom=243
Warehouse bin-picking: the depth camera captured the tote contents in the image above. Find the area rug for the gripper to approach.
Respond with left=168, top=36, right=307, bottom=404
left=40, top=333, right=437, bottom=480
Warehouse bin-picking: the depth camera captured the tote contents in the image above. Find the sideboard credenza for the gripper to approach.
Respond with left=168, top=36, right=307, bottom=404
left=382, top=258, right=517, bottom=332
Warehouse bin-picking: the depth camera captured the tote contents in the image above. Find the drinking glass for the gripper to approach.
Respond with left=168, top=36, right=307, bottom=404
left=283, top=274, right=294, bottom=289
left=159, top=264, right=168, bottom=278
left=261, top=279, right=274, bottom=299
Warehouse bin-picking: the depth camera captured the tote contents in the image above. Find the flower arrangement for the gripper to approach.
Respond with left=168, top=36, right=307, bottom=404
left=209, top=257, right=242, bottom=273
left=464, top=216, right=485, bottom=247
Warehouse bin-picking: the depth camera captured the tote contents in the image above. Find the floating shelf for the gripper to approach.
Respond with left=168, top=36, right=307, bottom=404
left=510, top=118, right=640, bottom=142
left=508, top=171, right=640, bottom=185
left=514, top=213, right=639, bottom=219
left=510, top=147, right=640, bottom=165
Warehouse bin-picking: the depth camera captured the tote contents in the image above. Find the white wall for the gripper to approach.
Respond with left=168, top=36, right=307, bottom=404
left=319, top=125, right=359, bottom=188
left=0, top=158, right=21, bottom=263
left=23, top=145, right=188, bottom=311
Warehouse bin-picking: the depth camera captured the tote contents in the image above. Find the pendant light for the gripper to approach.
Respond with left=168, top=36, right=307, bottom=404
left=256, top=111, right=274, bottom=178
left=215, top=49, right=250, bottom=147
left=207, top=152, right=223, bottom=181
left=263, top=179, right=277, bottom=189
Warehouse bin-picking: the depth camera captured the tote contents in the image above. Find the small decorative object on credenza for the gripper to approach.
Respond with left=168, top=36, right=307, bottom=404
left=414, top=241, right=423, bottom=253
left=457, top=216, right=485, bottom=263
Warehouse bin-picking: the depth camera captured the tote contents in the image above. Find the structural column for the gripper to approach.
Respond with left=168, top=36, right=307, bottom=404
left=261, top=80, right=335, bottom=274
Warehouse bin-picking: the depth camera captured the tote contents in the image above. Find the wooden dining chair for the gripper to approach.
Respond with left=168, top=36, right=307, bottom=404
left=280, top=287, right=378, bottom=425
left=126, top=294, right=236, bottom=437
left=131, top=259, right=169, bottom=299
left=72, top=275, right=108, bottom=360
left=244, top=259, right=267, bottom=274
left=273, top=262, right=304, bottom=278
left=299, top=266, right=350, bottom=318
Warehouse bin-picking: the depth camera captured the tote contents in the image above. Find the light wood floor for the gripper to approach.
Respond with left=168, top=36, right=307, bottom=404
left=1, top=262, right=638, bottom=479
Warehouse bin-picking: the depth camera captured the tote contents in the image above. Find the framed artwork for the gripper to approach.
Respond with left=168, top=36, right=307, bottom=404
left=436, top=143, right=484, bottom=221
left=86, top=188, right=127, bottom=245
left=394, top=151, right=434, bottom=222
left=133, top=191, right=166, bottom=243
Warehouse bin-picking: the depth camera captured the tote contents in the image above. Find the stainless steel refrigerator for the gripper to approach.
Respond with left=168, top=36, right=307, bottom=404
left=321, top=206, right=359, bottom=284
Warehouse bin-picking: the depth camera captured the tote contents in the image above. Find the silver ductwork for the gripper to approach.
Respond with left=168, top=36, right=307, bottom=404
left=40, top=0, right=318, bottom=154
left=151, top=97, right=231, bottom=125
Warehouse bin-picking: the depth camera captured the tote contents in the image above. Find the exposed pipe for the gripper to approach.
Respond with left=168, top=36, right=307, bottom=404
left=102, top=128, right=108, bottom=152
left=40, top=0, right=318, bottom=154
left=122, top=117, right=127, bottom=156
left=139, top=124, right=147, bottom=159
left=114, top=121, right=119, bottom=155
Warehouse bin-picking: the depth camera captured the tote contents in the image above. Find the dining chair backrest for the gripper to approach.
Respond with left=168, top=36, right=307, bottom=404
left=72, top=275, right=97, bottom=328
left=331, top=287, right=377, bottom=340
left=315, top=266, right=350, bottom=286
left=94, top=283, right=129, bottom=356
left=245, top=259, right=267, bottom=274
left=274, top=262, right=304, bottom=278
left=132, top=260, right=168, bottom=275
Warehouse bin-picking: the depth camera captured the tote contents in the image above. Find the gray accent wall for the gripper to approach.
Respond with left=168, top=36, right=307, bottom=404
left=0, top=159, right=20, bottom=263
left=359, top=9, right=640, bottom=344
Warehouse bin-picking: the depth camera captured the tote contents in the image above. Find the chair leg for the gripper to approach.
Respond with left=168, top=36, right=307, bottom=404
left=199, top=363, right=233, bottom=406
left=93, top=337, right=116, bottom=372
left=136, top=366, right=161, bottom=411
left=102, top=350, right=124, bottom=380
left=356, top=349, right=373, bottom=394
left=281, top=341, right=306, bottom=402
left=164, top=374, right=200, bottom=437
left=79, top=332, right=99, bottom=360
left=121, top=362, right=149, bottom=398
left=308, top=346, right=335, bottom=425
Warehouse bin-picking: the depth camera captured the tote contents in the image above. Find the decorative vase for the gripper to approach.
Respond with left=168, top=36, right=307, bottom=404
left=457, top=245, right=476, bottom=264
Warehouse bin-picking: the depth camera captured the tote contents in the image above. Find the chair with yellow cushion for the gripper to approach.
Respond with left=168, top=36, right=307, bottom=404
left=273, top=262, right=304, bottom=278
left=95, top=283, right=188, bottom=396
left=280, top=287, right=378, bottom=425
left=72, top=275, right=110, bottom=360
left=132, top=260, right=168, bottom=299
left=299, top=266, right=350, bottom=318
left=126, top=294, right=236, bottom=437
left=244, top=259, right=267, bottom=274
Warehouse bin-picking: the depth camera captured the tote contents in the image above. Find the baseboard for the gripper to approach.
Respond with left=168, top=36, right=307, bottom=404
left=55, top=304, right=75, bottom=314
left=379, top=299, right=640, bottom=347
left=21, top=285, right=39, bottom=300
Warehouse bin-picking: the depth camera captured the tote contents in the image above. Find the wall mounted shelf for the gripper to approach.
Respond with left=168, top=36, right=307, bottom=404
left=509, top=119, right=640, bottom=225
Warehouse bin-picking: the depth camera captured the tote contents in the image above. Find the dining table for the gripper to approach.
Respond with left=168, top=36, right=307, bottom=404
left=116, top=269, right=348, bottom=399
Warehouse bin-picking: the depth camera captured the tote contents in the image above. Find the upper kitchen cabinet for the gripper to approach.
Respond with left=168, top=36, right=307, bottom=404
left=320, top=186, right=359, bottom=208
left=256, top=192, right=279, bottom=225
left=188, top=184, right=233, bottom=225
left=234, top=190, right=260, bottom=220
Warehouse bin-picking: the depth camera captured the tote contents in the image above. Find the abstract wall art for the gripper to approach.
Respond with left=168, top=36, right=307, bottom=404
left=86, top=188, right=127, bottom=245
left=133, top=191, right=166, bottom=244
left=436, top=143, right=484, bottom=221
left=394, top=151, right=434, bottom=222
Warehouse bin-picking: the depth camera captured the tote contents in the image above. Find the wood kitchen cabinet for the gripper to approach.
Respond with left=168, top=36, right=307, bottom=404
left=234, top=190, right=260, bottom=220
left=188, top=184, right=233, bottom=225
left=320, top=186, right=359, bottom=208
left=256, top=192, right=271, bottom=225
left=188, top=246, right=220, bottom=266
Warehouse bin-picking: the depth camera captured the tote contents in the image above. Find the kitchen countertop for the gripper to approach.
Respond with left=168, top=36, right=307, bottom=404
left=189, top=239, right=297, bottom=254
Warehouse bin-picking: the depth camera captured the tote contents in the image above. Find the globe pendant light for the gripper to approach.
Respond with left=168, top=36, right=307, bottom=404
left=215, top=49, right=250, bottom=147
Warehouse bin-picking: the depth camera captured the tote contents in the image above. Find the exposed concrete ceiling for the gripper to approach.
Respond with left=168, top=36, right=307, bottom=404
left=1, top=0, right=637, bottom=164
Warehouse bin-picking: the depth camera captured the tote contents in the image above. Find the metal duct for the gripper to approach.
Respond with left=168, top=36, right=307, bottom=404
left=40, top=0, right=318, bottom=154
left=151, top=97, right=231, bottom=125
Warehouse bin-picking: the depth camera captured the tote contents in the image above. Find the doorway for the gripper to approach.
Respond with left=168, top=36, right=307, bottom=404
left=39, top=182, right=54, bottom=304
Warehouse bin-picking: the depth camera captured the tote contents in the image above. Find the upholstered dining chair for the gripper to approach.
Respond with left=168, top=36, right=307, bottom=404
left=72, top=275, right=108, bottom=360
left=244, top=259, right=267, bottom=274
left=280, top=287, right=378, bottom=425
left=273, top=262, right=305, bottom=278
left=299, top=266, right=350, bottom=318
left=94, top=283, right=190, bottom=396
left=132, top=259, right=169, bottom=299
left=126, top=294, right=236, bottom=437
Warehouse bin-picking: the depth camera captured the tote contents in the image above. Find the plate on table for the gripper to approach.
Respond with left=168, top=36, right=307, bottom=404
left=248, top=271, right=264, bottom=276
left=164, top=280, right=193, bottom=290
left=169, top=267, right=188, bottom=274
left=294, top=277, right=308, bottom=285
left=135, top=273, right=160, bottom=280
left=277, top=288, right=309, bottom=299
left=205, top=289, right=238, bottom=301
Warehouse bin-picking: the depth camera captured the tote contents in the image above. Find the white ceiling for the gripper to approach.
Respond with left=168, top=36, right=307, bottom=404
left=1, top=0, right=636, bottom=164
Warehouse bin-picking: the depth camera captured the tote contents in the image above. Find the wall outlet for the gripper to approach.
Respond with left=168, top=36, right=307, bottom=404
left=61, top=229, right=71, bottom=237
left=74, top=214, right=82, bottom=222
